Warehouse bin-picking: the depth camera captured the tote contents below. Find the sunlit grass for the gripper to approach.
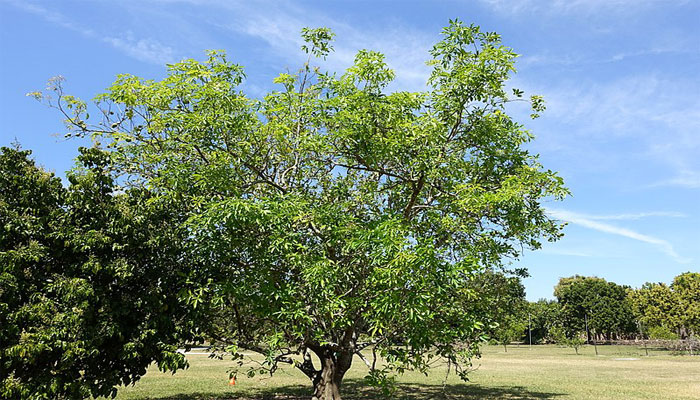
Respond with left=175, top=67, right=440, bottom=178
left=111, top=345, right=700, bottom=399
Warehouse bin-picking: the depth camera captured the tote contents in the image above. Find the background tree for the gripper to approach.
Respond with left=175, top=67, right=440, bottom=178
left=0, top=147, right=200, bottom=399
left=527, top=299, right=562, bottom=344
left=554, top=276, right=635, bottom=341
left=551, top=326, right=585, bottom=355
left=629, top=272, right=700, bottom=339
left=671, top=272, right=700, bottom=337
left=36, top=20, right=567, bottom=400
left=628, top=282, right=679, bottom=337
left=469, top=270, right=528, bottom=351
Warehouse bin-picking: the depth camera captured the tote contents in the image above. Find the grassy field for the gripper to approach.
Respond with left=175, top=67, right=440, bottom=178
left=112, top=345, right=700, bottom=399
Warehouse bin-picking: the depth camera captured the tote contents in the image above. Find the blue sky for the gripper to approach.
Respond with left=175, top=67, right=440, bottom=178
left=1, top=0, right=698, bottom=300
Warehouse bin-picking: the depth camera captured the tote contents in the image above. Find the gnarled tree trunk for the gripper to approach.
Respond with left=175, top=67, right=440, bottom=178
left=309, top=347, right=353, bottom=400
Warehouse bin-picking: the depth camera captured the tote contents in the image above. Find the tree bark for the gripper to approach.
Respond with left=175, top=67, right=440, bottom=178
left=310, top=347, right=353, bottom=400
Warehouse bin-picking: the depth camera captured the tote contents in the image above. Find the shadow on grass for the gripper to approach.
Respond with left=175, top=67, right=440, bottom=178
left=141, top=379, right=565, bottom=400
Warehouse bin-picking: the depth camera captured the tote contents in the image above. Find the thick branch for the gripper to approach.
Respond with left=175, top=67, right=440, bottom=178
left=403, top=174, right=425, bottom=219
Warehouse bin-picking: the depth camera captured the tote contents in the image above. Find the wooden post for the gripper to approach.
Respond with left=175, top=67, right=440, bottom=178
left=593, top=332, right=598, bottom=356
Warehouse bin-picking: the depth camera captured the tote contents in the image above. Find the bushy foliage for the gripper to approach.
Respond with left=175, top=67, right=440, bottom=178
left=629, top=272, right=700, bottom=338
left=646, top=326, right=679, bottom=340
left=0, top=147, right=199, bottom=399
left=671, top=272, right=700, bottom=336
left=554, top=276, right=635, bottom=340
left=551, top=326, right=585, bottom=355
left=527, top=299, right=562, bottom=344
left=470, top=270, right=528, bottom=350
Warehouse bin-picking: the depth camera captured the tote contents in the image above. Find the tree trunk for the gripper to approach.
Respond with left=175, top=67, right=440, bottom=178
left=310, top=348, right=353, bottom=400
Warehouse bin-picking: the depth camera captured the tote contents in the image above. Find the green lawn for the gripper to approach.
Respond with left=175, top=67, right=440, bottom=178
left=112, top=345, right=700, bottom=399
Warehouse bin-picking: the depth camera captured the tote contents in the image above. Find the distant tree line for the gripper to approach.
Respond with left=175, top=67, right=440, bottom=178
left=512, top=273, right=700, bottom=345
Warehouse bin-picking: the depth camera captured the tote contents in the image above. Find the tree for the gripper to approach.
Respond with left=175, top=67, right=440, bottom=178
left=628, top=282, right=679, bottom=335
left=36, top=20, right=567, bottom=399
left=0, top=147, right=200, bottom=399
left=630, top=272, right=700, bottom=338
left=528, top=299, right=562, bottom=344
left=492, top=316, right=527, bottom=352
left=671, top=272, right=700, bottom=337
left=469, top=270, right=528, bottom=351
left=554, top=276, right=635, bottom=341
left=551, top=326, right=585, bottom=355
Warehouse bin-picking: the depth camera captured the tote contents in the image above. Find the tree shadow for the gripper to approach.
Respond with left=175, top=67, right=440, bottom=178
left=140, top=379, right=565, bottom=400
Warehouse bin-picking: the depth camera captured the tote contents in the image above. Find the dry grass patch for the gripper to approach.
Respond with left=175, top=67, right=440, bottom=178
left=111, top=345, right=700, bottom=400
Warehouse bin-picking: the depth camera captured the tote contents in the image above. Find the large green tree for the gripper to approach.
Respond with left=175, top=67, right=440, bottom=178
left=37, top=21, right=567, bottom=399
left=0, top=147, right=200, bottom=399
left=671, top=272, right=700, bottom=337
left=554, top=276, right=635, bottom=341
left=629, top=282, right=679, bottom=334
left=629, top=272, right=700, bottom=338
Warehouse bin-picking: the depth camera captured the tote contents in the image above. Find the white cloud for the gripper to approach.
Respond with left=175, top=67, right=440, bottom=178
left=103, top=33, right=175, bottom=65
left=652, top=170, right=700, bottom=189
left=7, top=1, right=176, bottom=65
left=479, top=0, right=685, bottom=16
left=551, top=210, right=687, bottom=220
left=547, top=209, right=690, bottom=263
left=6, top=0, right=95, bottom=36
left=520, top=73, right=700, bottom=187
left=206, top=1, right=434, bottom=91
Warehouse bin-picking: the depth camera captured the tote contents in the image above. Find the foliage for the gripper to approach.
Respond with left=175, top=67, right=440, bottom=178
left=34, top=20, right=567, bottom=399
left=470, top=270, right=528, bottom=350
left=646, top=326, right=679, bottom=340
left=628, top=282, right=678, bottom=334
left=554, top=276, right=635, bottom=340
left=527, top=299, right=562, bottom=344
left=491, top=317, right=527, bottom=352
left=629, top=272, right=700, bottom=338
left=671, top=272, right=700, bottom=335
left=551, top=327, right=585, bottom=355
left=0, top=147, right=199, bottom=399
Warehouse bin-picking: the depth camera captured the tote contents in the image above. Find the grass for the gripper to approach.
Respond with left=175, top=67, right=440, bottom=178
left=112, top=345, right=700, bottom=399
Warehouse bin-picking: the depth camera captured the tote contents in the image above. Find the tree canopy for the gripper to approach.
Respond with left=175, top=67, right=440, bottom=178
left=554, top=276, right=635, bottom=341
left=31, top=20, right=567, bottom=399
left=0, top=147, right=200, bottom=399
left=629, top=272, right=700, bottom=338
left=527, top=299, right=561, bottom=344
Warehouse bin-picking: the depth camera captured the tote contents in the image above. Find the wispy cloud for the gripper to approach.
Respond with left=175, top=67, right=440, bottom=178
left=204, top=1, right=434, bottom=91
left=6, top=0, right=95, bottom=36
left=103, top=32, right=175, bottom=65
left=521, top=44, right=699, bottom=69
left=652, top=170, right=700, bottom=189
left=520, top=73, right=700, bottom=187
left=7, top=0, right=176, bottom=64
left=480, top=0, right=686, bottom=16
left=547, top=209, right=690, bottom=263
left=551, top=210, right=687, bottom=220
